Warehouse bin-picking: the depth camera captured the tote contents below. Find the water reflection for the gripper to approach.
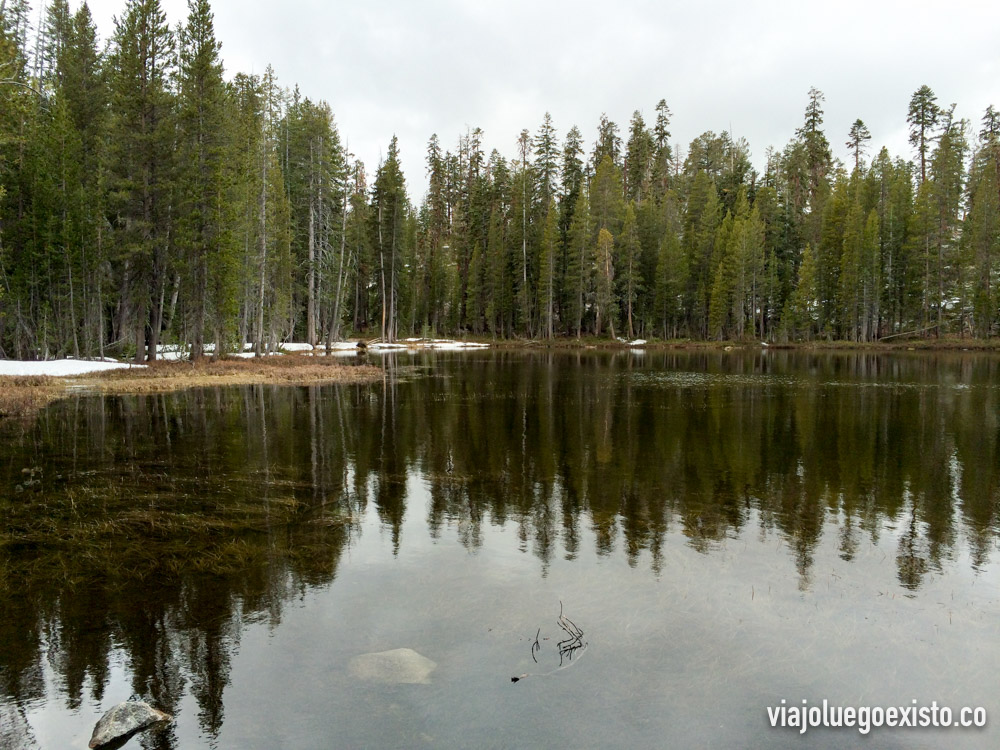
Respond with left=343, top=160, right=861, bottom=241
left=0, top=350, right=998, bottom=747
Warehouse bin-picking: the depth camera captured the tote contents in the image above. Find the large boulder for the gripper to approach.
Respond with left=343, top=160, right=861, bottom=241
left=348, top=648, right=436, bottom=684
left=88, top=701, right=171, bottom=749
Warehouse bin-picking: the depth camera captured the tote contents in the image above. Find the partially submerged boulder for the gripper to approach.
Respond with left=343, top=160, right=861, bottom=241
left=88, top=701, right=171, bottom=749
left=348, top=647, right=436, bottom=684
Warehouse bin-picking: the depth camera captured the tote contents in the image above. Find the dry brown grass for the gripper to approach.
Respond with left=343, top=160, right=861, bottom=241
left=0, top=375, right=64, bottom=419
left=80, top=353, right=383, bottom=393
left=0, top=354, right=382, bottom=419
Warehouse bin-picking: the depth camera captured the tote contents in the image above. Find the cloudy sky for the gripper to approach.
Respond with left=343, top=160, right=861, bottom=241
left=79, top=0, right=999, bottom=198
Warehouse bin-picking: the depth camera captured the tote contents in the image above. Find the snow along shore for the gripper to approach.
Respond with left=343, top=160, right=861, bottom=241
left=0, top=339, right=490, bottom=376
left=0, top=359, right=144, bottom=377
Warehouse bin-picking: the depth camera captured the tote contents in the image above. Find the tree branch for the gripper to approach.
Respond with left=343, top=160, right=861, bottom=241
left=0, top=78, right=43, bottom=97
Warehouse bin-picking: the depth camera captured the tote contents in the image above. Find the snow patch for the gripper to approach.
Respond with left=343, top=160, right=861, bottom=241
left=427, top=340, right=490, bottom=350
left=369, top=339, right=489, bottom=351
left=230, top=351, right=282, bottom=358
left=0, top=359, right=144, bottom=377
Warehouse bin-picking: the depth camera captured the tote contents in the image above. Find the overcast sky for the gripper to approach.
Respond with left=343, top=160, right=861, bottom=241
left=78, top=0, right=999, bottom=198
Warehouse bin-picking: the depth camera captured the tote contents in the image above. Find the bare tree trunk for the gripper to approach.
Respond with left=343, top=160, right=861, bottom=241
left=389, top=203, right=397, bottom=343
left=328, top=177, right=349, bottom=348
left=307, top=142, right=317, bottom=347
left=378, top=199, right=387, bottom=341
left=256, top=142, right=268, bottom=356
left=65, top=247, right=80, bottom=359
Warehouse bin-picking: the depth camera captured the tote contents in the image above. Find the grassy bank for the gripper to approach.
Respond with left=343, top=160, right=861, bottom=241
left=0, top=354, right=383, bottom=420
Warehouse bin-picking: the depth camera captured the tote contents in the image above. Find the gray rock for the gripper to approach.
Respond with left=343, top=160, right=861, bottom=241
left=88, top=701, right=171, bottom=749
left=348, top=648, right=437, bottom=684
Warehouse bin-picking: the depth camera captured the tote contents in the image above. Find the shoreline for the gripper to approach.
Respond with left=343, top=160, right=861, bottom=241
left=0, top=355, right=383, bottom=420
left=3, top=337, right=999, bottom=420
left=477, top=336, right=1000, bottom=352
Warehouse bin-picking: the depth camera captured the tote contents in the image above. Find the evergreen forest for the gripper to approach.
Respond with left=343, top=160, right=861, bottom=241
left=2, top=0, right=999, bottom=360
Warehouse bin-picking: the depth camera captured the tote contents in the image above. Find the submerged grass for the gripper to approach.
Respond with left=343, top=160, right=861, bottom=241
left=0, top=471, right=355, bottom=591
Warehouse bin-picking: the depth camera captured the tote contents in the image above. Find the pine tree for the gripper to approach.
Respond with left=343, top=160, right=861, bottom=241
left=107, top=0, right=176, bottom=361
left=424, top=133, right=448, bottom=332
left=653, top=193, right=686, bottom=338
left=967, top=107, right=1000, bottom=336
left=846, top=119, right=871, bottom=173
left=795, top=87, right=833, bottom=247
left=564, top=188, right=591, bottom=336
left=590, top=154, right=623, bottom=235
left=816, top=175, right=851, bottom=333
left=558, top=125, right=585, bottom=329
left=860, top=209, right=881, bottom=341
left=372, top=135, right=407, bottom=342
left=591, top=113, right=621, bottom=171
left=42, top=0, right=73, bottom=87
left=908, top=85, right=940, bottom=185
left=839, top=200, right=863, bottom=340
left=624, top=110, right=653, bottom=203
left=785, top=244, right=818, bottom=338
left=682, top=171, right=720, bottom=336
left=344, top=160, right=372, bottom=333
left=594, top=227, right=616, bottom=337
left=514, top=128, right=533, bottom=335
left=650, top=99, right=672, bottom=201
left=533, top=112, right=559, bottom=207
left=868, top=148, right=914, bottom=333
left=538, top=198, right=558, bottom=339
left=618, top=201, right=641, bottom=338
left=925, top=107, right=967, bottom=332
left=561, top=125, right=585, bottom=203
left=176, top=0, right=232, bottom=358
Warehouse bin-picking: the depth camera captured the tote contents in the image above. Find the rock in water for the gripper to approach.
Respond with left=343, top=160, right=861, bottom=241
left=88, top=701, right=172, bottom=749
left=348, top=648, right=437, bottom=684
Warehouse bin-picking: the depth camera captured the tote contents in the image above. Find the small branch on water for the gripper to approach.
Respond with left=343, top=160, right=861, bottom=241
left=512, top=602, right=588, bottom=682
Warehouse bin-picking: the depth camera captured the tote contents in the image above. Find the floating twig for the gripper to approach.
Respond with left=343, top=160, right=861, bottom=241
left=512, top=602, right=588, bottom=682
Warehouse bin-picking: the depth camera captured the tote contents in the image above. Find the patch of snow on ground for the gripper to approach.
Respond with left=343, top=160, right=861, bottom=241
left=230, top=351, right=281, bottom=358
left=427, top=340, right=490, bottom=350
left=0, top=359, right=144, bottom=377
left=368, top=339, right=489, bottom=351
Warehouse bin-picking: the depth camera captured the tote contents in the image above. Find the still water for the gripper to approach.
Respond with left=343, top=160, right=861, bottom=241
left=1, top=350, right=999, bottom=748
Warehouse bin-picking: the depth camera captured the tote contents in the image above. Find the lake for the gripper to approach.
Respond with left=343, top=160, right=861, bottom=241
left=1, top=349, right=998, bottom=748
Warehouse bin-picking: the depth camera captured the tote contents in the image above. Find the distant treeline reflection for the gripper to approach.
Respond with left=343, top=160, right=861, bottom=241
left=0, top=351, right=998, bottom=746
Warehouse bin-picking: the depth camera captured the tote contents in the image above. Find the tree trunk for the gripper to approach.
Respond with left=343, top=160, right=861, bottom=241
left=328, top=182, right=350, bottom=348
left=307, top=142, right=317, bottom=347
left=257, top=142, right=268, bottom=357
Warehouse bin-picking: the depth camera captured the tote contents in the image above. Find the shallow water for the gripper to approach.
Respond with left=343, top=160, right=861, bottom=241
left=1, top=350, right=999, bottom=748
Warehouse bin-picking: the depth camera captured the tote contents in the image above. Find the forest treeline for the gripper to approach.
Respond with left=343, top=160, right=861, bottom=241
left=1, top=0, right=999, bottom=360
